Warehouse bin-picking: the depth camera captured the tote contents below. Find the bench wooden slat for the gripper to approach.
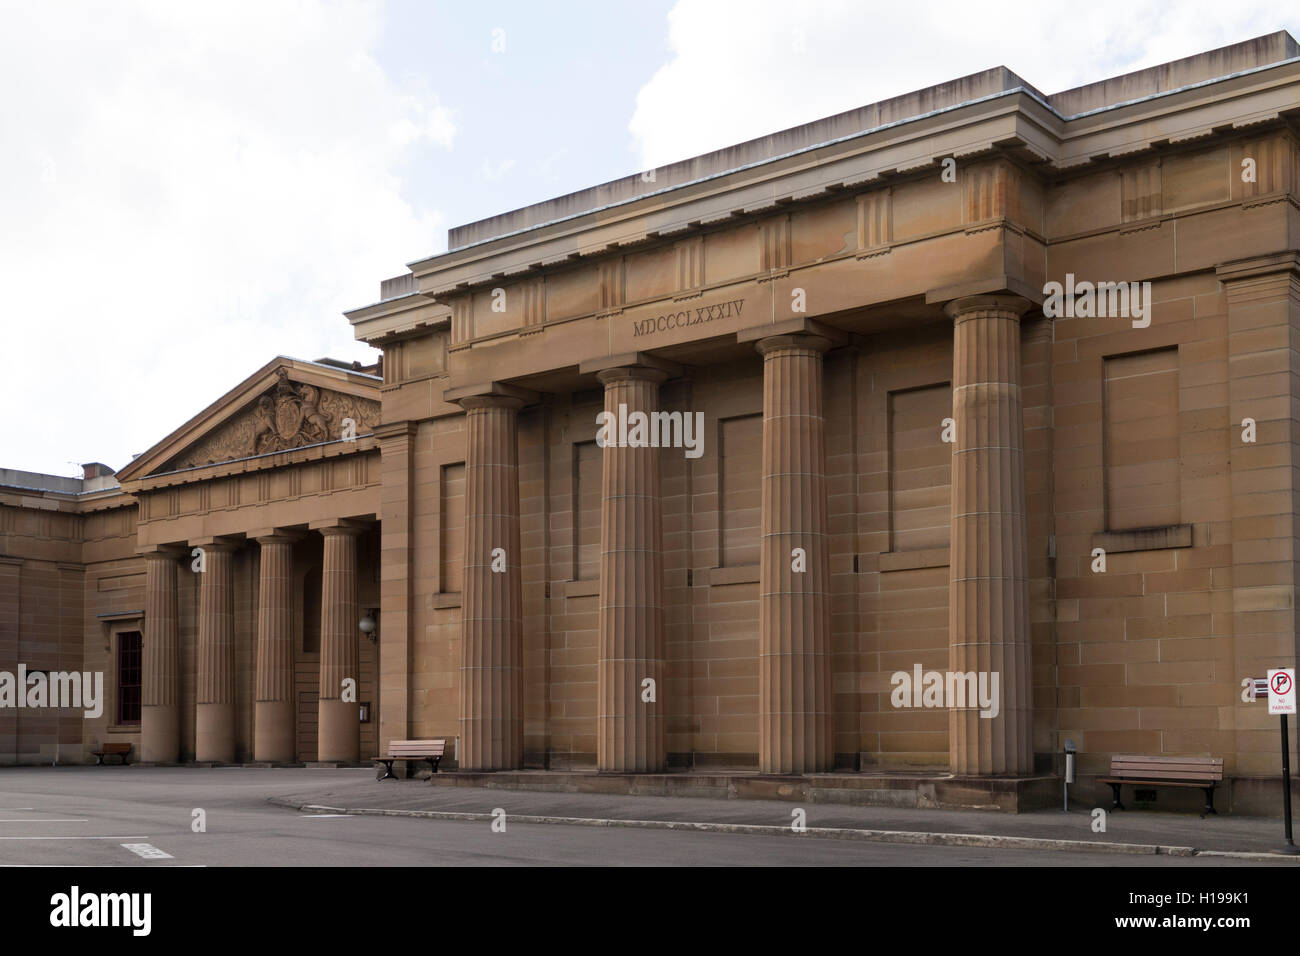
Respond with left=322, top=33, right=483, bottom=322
left=1109, top=764, right=1223, bottom=776
left=1107, top=764, right=1216, bottom=780
left=1103, top=753, right=1222, bottom=815
left=1099, top=779, right=1208, bottom=789
left=1111, top=754, right=1222, bottom=765
left=384, top=739, right=445, bottom=757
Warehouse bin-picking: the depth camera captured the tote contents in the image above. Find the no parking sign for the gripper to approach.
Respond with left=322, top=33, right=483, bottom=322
left=1268, top=668, right=1297, bottom=715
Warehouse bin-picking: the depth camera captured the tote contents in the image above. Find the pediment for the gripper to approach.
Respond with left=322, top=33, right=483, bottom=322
left=117, top=358, right=381, bottom=482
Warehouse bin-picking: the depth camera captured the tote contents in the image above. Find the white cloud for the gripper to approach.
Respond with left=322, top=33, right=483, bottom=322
left=0, top=0, right=452, bottom=475
left=630, top=0, right=1289, bottom=169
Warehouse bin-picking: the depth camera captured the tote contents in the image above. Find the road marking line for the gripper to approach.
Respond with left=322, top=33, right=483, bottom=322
left=0, top=835, right=150, bottom=840
left=121, top=843, right=173, bottom=859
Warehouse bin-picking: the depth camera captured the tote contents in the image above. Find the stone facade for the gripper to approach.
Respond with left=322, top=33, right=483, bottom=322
left=2, top=33, right=1300, bottom=811
left=0, top=358, right=383, bottom=764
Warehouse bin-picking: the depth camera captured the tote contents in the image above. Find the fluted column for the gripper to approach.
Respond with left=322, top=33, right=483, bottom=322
left=756, top=333, right=833, bottom=774
left=944, top=294, right=1033, bottom=775
left=255, top=534, right=296, bottom=762
left=140, top=549, right=180, bottom=763
left=458, top=394, right=524, bottom=770
left=195, top=541, right=238, bottom=763
left=596, top=365, right=667, bottom=772
left=318, top=525, right=361, bottom=763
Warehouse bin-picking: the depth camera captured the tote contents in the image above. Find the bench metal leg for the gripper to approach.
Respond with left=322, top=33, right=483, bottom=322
left=1202, top=786, right=1217, bottom=817
left=1109, top=782, right=1124, bottom=811
left=376, top=759, right=397, bottom=781
left=426, top=755, right=441, bottom=775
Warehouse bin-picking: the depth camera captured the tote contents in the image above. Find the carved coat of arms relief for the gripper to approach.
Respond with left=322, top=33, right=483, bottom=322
left=250, top=369, right=335, bottom=455
left=160, top=368, right=380, bottom=471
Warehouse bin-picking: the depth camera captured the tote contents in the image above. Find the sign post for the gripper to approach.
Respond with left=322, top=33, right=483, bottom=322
left=1266, top=668, right=1298, bottom=852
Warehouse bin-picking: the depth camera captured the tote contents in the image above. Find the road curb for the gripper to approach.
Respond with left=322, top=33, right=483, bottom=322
left=277, top=799, right=1233, bottom=857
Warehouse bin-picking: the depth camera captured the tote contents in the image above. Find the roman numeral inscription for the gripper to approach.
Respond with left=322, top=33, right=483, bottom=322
left=631, top=297, right=745, bottom=338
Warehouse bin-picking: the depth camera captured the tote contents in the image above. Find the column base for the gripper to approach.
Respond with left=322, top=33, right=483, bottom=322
left=317, top=698, right=359, bottom=763
left=140, top=704, right=180, bottom=764
left=195, top=702, right=236, bottom=764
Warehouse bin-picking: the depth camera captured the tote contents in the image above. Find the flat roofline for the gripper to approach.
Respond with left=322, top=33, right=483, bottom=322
left=421, top=30, right=1296, bottom=264
left=0, top=468, right=107, bottom=495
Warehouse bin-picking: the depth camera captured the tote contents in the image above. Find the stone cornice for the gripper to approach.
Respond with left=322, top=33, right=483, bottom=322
left=388, top=55, right=1299, bottom=307
left=1215, top=249, right=1300, bottom=282
left=343, top=291, right=451, bottom=348
left=120, top=433, right=379, bottom=495
left=372, top=420, right=419, bottom=441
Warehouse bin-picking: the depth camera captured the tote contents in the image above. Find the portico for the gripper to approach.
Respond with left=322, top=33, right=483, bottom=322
left=116, top=357, right=385, bottom=764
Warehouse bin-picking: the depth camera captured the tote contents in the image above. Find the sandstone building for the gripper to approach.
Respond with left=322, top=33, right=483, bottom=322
left=3, top=33, right=1300, bottom=812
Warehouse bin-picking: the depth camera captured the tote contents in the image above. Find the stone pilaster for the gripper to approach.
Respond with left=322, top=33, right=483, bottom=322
left=596, top=365, right=668, bottom=772
left=458, top=393, right=525, bottom=770
left=755, top=333, right=833, bottom=774
left=374, top=421, right=418, bottom=753
left=195, top=540, right=238, bottom=764
left=1219, top=252, right=1300, bottom=777
left=944, top=294, right=1034, bottom=775
left=254, top=534, right=296, bottom=763
left=318, top=525, right=362, bottom=763
left=140, top=548, right=181, bottom=763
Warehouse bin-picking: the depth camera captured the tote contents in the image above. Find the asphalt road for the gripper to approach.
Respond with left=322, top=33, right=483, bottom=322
left=0, top=767, right=1286, bottom=867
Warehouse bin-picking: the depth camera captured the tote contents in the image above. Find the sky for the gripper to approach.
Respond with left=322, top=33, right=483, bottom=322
left=0, top=0, right=1293, bottom=477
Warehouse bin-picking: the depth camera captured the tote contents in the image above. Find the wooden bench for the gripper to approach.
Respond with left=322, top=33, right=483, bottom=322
left=91, top=743, right=131, bottom=766
left=372, top=739, right=446, bottom=780
left=1099, top=754, right=1224, bottom=816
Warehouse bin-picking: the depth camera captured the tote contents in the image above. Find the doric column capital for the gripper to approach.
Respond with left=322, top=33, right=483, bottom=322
left=580, top=351, right=682, bottom=383
left=595, top=364, right=669, bottom=387
left=137, top=544, right=187, bottom=561
left=255, top=536, right=297, bottom=551
left=317, top=525, right=365, bottom=540
left=310, top=518, right=368, bottom=539
left=444, top=381, right=538, bottom=411
left=739, top=316, right=848, bottom=356
left=458, top=393, right=525, bottom=413
left=188, top=537, right=242, bottom=553
left=753, top=331, right=835, bottom=357
left=942, top=294, right=1033, bottom=321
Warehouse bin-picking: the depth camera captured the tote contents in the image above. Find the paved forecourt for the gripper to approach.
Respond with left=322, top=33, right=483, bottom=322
left=0, top=768, right=1290, bottom=867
